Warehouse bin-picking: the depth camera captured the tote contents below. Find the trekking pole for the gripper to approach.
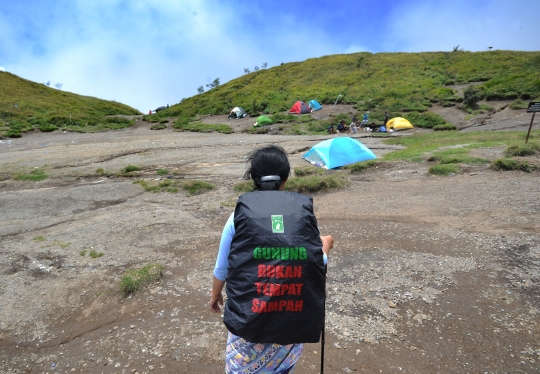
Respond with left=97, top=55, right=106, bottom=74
left=320, top=263, right=327, bottom=374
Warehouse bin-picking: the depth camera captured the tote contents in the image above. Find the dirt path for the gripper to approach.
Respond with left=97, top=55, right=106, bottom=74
left=0, top=123, right=539, bottom=373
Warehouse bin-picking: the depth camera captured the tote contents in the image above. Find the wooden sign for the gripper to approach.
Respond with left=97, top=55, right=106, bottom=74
left=527, top=102, right=540, bottom=112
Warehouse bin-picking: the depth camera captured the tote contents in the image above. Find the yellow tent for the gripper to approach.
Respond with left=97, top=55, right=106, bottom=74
left=386, top=117, right=414, bottom=131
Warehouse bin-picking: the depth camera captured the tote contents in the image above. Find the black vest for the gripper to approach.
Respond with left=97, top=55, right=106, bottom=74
left=223, top=191, right=325, bottom=345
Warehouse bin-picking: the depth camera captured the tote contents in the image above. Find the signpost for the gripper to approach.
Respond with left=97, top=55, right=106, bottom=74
left=525, top=102, right=540, bottom=144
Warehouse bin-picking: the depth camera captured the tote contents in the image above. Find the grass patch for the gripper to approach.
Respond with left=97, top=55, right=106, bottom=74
left=233, top=180, right=255, bottom=193
left=182, top=180, right=215, bottom=195
left=156, top=169, right=169, bottom=176
left=79, top=250, right=87, bottom=256
left=33, top=236, right=46, bottom=242
left=294, top=166, right=325, bottom=177
left=220, top=197, right=238, bottom=207
left=49, top=240, right=71, bottom=249
left=150, top=123, right=167, bottom=130
left=439, top=155, right=489, bottom=164
left=433, top=124, right=457, bottom=131
left=344, top=160, right=377, bottom=173
left=14, top=169, right=48, bottom=181
left=89, top=250, right=104, bottom=258
left=491, top=158, right=538, bottom=172
left=119, top=263, right=164, bottom=297
left=124, top=165, right=141, bottom=173
left=383, top=130, right=540, bottom=162
left=428, top=164, right=460, bottom=175
left=505, top=143, right=540, bottom=157
left=134, top=179, right=181, bottom=193
left=285, top=173, right=349, bottom=193
left=509, top=99, right=529, bottom=110
left=95, top=167, right=105, bottom=175
left=173, top=120, right=233, bottom=134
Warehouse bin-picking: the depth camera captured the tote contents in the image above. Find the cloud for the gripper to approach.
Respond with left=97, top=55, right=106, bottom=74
left=2, top=0, right=539, bottom=112
left=383, top=0, right=540, bottom=52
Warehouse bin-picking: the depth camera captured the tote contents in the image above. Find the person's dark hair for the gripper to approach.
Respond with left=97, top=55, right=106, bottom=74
left=244, top=145, right=290, bottom=191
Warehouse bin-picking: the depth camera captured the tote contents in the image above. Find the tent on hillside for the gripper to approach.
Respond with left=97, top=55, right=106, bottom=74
left=303, top=137, right=376, bottom=169
left=289, top=101, right=311, bottom=114
left=386, top=117, right=413, bottom=130
left=228, top=107, right=247, bottom=119
left=254, top=116, right=273, bottom=127
left=307, top=99, right=322, bottom=111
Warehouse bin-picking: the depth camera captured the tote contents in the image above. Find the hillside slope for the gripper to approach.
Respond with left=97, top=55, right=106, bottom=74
left=147, top=50, right=540, bottom=129
left=0, top=72, right=141, bottom=138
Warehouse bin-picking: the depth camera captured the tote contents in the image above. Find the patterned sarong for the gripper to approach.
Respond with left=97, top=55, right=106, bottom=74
left=225, top=332, right=303, bottom=374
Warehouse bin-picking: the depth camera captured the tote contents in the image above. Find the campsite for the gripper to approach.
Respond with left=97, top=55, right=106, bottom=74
left=1, top=48, right=540, bottom=373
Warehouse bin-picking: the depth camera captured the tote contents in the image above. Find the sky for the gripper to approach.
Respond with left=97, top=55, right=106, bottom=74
left=1, top=0, right=539, bottom=113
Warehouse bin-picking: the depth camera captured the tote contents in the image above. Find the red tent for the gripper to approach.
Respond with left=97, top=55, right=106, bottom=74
left=289, top=101, right=311, bottom=114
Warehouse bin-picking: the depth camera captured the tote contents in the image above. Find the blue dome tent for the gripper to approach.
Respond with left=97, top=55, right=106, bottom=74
left=307, top=99, right=322, bottom=111
left=302, top=137, right=376, bottom=169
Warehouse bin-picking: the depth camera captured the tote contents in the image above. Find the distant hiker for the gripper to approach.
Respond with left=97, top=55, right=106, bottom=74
left=328, top=123, right=336, bottom=135
left=348, top=121, right=358, bottom=134
left=209, top=145, right=333, bottom=373
left=337, top=120, right=348, bottom=133
left=384, top=112, right=389, bottom=126
left=361, top=112, right=369, bottom=126
left=352, top=114, right=358, bottom=123
left=148, top=110, right=152, bottom=114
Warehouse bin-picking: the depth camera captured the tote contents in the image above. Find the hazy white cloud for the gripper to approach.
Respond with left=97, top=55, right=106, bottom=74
left=383, top=0, right=540, bottom=52
left=1, top=0, right=539, bottom=112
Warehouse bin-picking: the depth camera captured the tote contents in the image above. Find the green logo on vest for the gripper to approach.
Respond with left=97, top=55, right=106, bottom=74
left=271, top=215, right=284, bottom=233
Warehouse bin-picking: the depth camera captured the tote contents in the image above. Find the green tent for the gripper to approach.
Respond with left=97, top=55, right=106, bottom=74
left=253, top=115, right=273, bottom=127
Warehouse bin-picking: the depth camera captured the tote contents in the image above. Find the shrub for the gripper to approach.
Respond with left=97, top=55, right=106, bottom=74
left=491, top=158, right=537, bottom=172
left=119, top=263, right=164, bottom=297
left=285, top=173, right=349, bottom=193
left=463, top=85, right=483, bottom=108
left=344, top=160, right=377, bottom=173
left=404, top=112, right=446, bottom=129
left=37, top=124, right=59, bottom=132
left=150, top=124, right=167, bottom=130
left=96, top=167, right=105, bottom=175
left=428, top=164, right=460, bottom=175
left=505, top=143, right=539, bottom=157
left=182, top=180, right=215, bottom=195
left=7, top=131, right=22, bottom=138
left=124, top=165, right=141, bottom=173
left=294, top=166, right=325, bottom=177
left=509, top=99, right=529, bottom=110
left=89, top=250, right=104, bottom=258
left=433, top=124, right=457, bottom=131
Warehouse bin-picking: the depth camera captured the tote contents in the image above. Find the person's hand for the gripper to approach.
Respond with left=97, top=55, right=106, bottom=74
left=209, top=293, right=224, bottom=313
left=320, top=235, right=334, bottom=256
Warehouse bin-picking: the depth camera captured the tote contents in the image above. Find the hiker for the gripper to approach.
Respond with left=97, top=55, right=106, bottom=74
left=337, top=120, right=348, bottom=133
left=347, top=121, right=358, bottom=134
left=361, top=112, right=369, bottom=126
left=351, top=114, right=358, bottom=123
left=209, top=145, right=333, bottom=373
left=328, top=123, right=336, bottom=135
left=384, top=112, right=389, bottom=126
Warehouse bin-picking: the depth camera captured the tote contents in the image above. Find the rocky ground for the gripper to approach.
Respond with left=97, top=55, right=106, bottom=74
left=0, top=105, right=539, bottom=373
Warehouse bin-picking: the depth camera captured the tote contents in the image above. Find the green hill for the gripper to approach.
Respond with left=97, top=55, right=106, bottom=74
left=0, top=72, right=141, bottom=138
left=145, top=50, right=540, bottom=132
